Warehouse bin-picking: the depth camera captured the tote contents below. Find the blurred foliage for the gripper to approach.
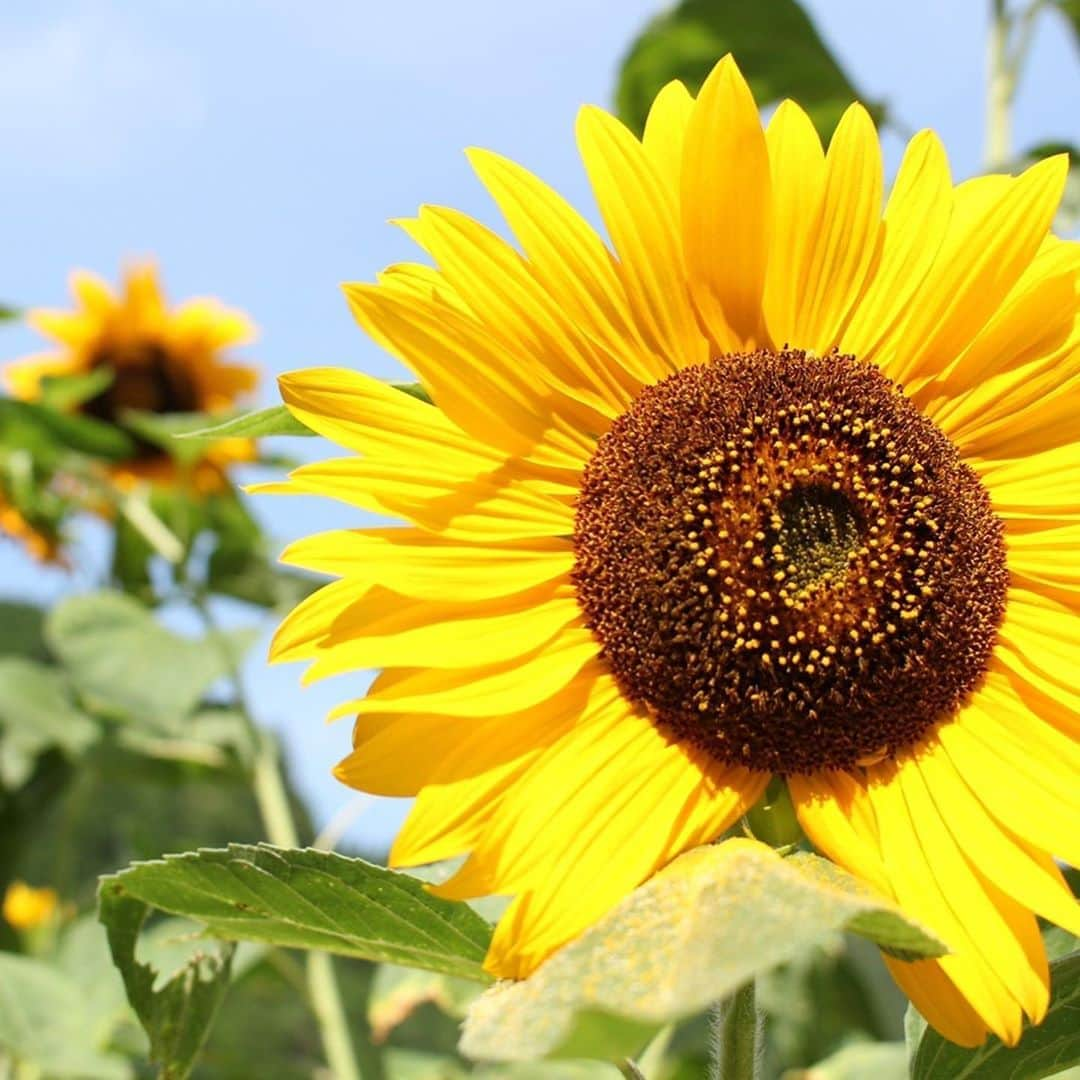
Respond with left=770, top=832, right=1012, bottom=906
left=615, top=0, right=884, bottom=141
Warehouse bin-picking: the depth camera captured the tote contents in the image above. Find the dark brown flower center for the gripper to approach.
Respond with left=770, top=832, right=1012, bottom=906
left=572, top=349, right=1007, bottom=774
left=84, top=343, right=200, bottom=458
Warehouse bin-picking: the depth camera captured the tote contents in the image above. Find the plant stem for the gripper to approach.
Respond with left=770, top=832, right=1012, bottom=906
left=710, top=981, right=760, bottom=1080
left=986, top=0, right=1013, bottom=169
left=617, top=1059, right=647, bottom=1080
left=191, top=593, right=362, bottom=1080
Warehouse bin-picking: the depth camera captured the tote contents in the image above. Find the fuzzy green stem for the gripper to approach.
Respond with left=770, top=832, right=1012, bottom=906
left=710, top=982, right=760, bottom=1080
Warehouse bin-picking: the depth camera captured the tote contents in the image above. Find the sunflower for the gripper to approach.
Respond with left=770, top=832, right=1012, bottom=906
left=7, top=263, right=259, bottom=489
left=265, top=56, right=1079, bottom=1048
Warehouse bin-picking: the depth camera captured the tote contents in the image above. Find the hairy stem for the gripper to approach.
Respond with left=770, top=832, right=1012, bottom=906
left=986, top=0, right=1014, bottom=168
left=710, top=981, right=760, bottom=1080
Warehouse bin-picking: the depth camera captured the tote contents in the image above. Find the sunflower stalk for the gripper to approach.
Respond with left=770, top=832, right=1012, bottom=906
left=190, top=591, right=363, bottom=1080
left=709, top=981, right=761, bottom=1080
left=985, top=0, right=1045, bottom=168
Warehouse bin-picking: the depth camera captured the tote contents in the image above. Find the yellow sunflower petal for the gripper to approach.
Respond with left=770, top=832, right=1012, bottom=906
left=761, top=100, right=826, bottom=348
left=576, top=105, right=707, bottom=370
left=681, top=55, right=771, bottom=350
left=280, top=527, right=573, bottom=601
left=937, top=705, right=1080, bottom=868
left=281, top=586, right=580, bottom=681
left=641, top=79, right=694, bottom=200
left=914, top=737, right=1080, bottom=936
left=839, top=130, right=953, bottom=361
left=895, top=752, right=1048, bottom=1024
left=331, top=630, right=602, bottom=721
left=977, top=443, right=1080, bottom=526
left=344, top=282, right=590, bottom=468
left=787, top=769, right=890, bottom=896
left=866, top=759, right=1024, bottom=1043
left=386, top=668, right=614, bottom=863
left=884, top=957, right=988, bottom=1049
left=785, top=103, right=883, bottom=354
left=466, top=147, right=667, bottom=386
left=886, top=156, right=1069, bottom=385
left=432, top=690, right=766, bottom=978
left=411, top=206, right=630, bottom=420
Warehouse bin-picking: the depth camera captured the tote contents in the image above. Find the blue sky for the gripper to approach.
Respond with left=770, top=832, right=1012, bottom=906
left=1, top=0, right=1077, bottom=852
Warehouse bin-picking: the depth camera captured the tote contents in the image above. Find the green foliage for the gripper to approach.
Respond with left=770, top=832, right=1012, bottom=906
left=0, top=952, right=133, bottom=1079
left=797, top=1040, right=908, bottom=1079
left=459, top=841, right=944, bottom=1064
left=615, top=0, right=881, bottom=141
left=39, top=367, right=116, bottom=410
left=0, top=396, right=137, bottom=460
left=45, top=591, right=254, bottom=730
left=0, top=657, right=100, bottom=785
left=907, top=951, right=1080, bottom=1080
left=99, top=881, right=236, bottom=1080
left=99, top=845, right=494, bottom=980
left=178, top=405, right=316, bottom=440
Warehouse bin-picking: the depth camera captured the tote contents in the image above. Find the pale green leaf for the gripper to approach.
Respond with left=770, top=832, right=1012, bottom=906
left=797, top=1040, right=908, bottom=1079
left=98, top=876, right=235, bottom=1080
left=39, top=366, right=116, bottom=410
left=909, top=951, right=1080, bottom=1080
left=615, top=0, right=883, bottom=141
left=460, top=840, right=944, bottom=1063
left=119, top=409, right=222, bottom=466
left=0, top=953, right=133, bottom=1079
left=99, top=844, right=494, bottom=980
left=45, top=591, right=252, bottom=728
left=0, top=657, right=100, bottom=758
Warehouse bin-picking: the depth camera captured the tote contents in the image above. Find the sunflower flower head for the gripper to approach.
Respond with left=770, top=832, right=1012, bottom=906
left=7, top=262, right=260, bottom=488
left=266, top=55, right=1079, bottom=1050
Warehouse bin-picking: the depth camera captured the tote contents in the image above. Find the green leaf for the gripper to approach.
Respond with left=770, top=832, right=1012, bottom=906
left=0, top=397, right=137, bottom=460
left=0, top=953, right=133, bottom=1079
left=176, top=405, right=315, bottom=440
left=615, top=0, right=882, bottom=141
left=797, top=1040, right=908, bottom=1079
left=909, top=951, right=1080, bottom=1080
left=392, top=382, right=434, bottom=404
left=460, top=840, right=944, bottom=1063
left=0, top=601, right=49, bottom=659
left=0, top=303, right=20, bottom=322
left=45, top=591, right=248, bottom=727
left=39, top=366, right=116, bottom=410
left=0, top=657, right=100, bottom=759
left=119, top=409, right=222, bottom=467
left=98, top=875, right=235, bottom=1080
left=99, top=844, right=494, bottom=980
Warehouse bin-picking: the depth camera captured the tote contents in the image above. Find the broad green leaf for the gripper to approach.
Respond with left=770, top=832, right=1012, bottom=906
left=799, top=1040, right=907, bottom=1079
left=0, top=656, right=100, bottom=758
left=369, top=963, right=484, bottom=1043
left=176, top=405, right=315, bottom=440
left=0, top=952, right=132, bottom=1079
left=460, top=839, right=944, bottom=1063
left=99, top=876, right=235, bottom=1080
left=909, top=951, right=1080, bottom=1080
left=100, top=844, right=494, bottom=980
left=39, top=366, right=115, bottom=410
left=615, top=0, right=882, bottom=141
left=0, top=302, right=20, bottom=321
left=45, top=591, right=251, bottom=727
